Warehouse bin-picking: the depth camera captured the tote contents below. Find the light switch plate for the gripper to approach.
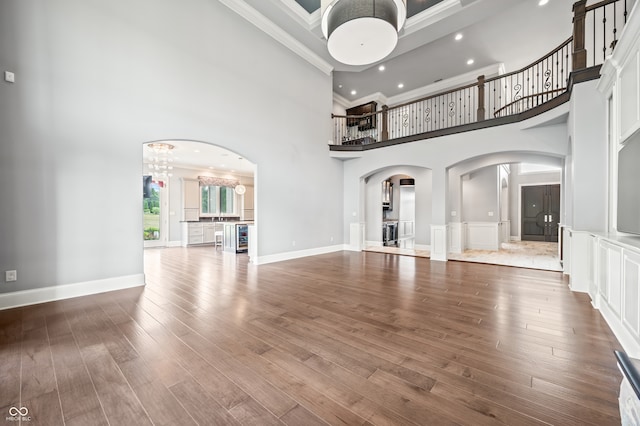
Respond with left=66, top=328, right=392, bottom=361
left=5, top=270, right=17, bottom=282
left=4, top=71, right=15, bottom=83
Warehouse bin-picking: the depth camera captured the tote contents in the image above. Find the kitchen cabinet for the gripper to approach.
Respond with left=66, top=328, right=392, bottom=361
left=182, top=178, right=200, bottom=221
left=203, top=223, right=216, bottom=244
left=182, top=223, right=203, bottom=245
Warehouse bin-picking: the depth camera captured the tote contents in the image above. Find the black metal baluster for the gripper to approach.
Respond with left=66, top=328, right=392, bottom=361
left=593, top=9, right=596, bottom=67
left=603, top=7, right=607, bottom=62
left=614, top=2, right=618, bottom=50
left=625, top=0, right=628, bottom=24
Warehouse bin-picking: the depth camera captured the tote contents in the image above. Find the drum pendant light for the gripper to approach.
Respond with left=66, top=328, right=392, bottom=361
left=321, top=0, right=407, bottom=66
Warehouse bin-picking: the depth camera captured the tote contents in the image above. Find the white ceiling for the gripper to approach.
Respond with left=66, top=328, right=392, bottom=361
left=143, top=140, right=255, bottom=177
left=228, top=0, right=575, bottom=104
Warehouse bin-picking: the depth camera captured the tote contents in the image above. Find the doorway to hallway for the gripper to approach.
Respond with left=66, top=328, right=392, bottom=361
left=521, top=184, right=560, bottom=242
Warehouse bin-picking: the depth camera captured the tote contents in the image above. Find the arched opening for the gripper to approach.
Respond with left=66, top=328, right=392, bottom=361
left=361, top=166, right=432, bottom=257
left=141, top=139, right=256, bottom=255
left=447, top=153, right=563, bottom=270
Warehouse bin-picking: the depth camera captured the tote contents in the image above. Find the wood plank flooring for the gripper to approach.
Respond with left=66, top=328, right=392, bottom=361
left=0, top=247, right=624, bottom=425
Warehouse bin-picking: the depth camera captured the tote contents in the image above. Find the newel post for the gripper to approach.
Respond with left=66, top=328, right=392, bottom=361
left=572, top=0, right=587, bottom=70
left=477, top=75, right=486, bottom=121
left=381, top=105, right=389, bottom=141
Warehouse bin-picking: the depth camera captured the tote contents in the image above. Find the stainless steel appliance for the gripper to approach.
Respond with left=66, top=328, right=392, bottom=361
left=382, top=221, right=398, bottom=246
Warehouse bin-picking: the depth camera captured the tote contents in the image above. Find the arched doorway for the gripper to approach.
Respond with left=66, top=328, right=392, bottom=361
left=142, top=140, right=256, bottom=252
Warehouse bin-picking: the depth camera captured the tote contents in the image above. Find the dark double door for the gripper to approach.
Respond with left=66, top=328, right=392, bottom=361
left=521, top=184, right=560, bottom=242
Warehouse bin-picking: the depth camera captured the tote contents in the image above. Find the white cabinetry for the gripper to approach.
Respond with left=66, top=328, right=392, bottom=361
left=243, top=186, right=254, bottom=220
left=623, top=251, right=640, bottom=338
left=567, top=229, right=640, bottom=357
left=182, top=178, right=200, bottom=221
left=203, top=223, right=216, bottom=244
left=182, top=223, right=203, bottom=246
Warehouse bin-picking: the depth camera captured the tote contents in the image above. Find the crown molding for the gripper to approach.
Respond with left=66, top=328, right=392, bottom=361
left=332, top=93, right=351, bottom=108
left=218, top=0, right=333, bottom=75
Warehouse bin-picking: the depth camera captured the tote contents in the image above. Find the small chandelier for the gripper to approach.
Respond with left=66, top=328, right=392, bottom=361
left=321, top=0, right=407, bottom=66
left=145, top=143, right=175, bottom=179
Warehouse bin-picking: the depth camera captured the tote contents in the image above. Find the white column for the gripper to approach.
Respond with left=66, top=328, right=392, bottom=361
left=430, top=167, right=449, bottom=261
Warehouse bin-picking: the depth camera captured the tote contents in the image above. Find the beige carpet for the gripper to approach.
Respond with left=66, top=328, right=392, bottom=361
left=365, top=241, right=562, bottom=272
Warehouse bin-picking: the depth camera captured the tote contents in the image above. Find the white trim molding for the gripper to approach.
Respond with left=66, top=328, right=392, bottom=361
left=0, top=274, right=145, bottom=311
left=430, top=224, right=449, bottom=261
left=252, top=244, right=345, bottom=265
left=218, top=0, right=333, bottom=75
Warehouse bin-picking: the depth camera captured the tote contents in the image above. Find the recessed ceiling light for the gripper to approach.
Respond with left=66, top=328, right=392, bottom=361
left=467, top=59, right=474, bottom=65
left=350, top=90, right=357, bottom=95
left=378, top=65, right=386, bottom=71
left=338, top=84, right=343, bottom=88
left=398, top=83, right=404, bottom=89
left=194, top=149, right=200, bottom=153
left=538, top=0, right=549, bottom=5
left=455, top=33, right=463, bottom=41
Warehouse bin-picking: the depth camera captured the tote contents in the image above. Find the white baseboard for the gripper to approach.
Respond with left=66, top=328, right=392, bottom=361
left=0, top=274, right=145, bottom=311
left=415, top=244, right=431, bottom=251
left=511, top=236, right=521, bottom=241
left=167, top=240, right=182, bottom=247
left=365, top=240, right=383, bottom=247
left=251, top=244, right=345, bottom=265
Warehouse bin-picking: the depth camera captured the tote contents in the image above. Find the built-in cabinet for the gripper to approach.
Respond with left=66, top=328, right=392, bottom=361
left=181, top=222, right=220, bottom=246
left=569, top=230, right=640, bottom=357
left=591, top=6, right=640, bottom=357
left=182, top=178, right=200, bottom=221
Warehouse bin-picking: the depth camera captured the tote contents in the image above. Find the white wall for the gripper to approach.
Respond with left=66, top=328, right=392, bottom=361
left=0, top=0, right=339, bottom=294
left=462, top=166, right=499, bottom=222
left=567, top=80, right=608, bottom=231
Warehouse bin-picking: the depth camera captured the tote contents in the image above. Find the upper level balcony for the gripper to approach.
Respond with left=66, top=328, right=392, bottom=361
left=330, top=0, right=635, bottom=152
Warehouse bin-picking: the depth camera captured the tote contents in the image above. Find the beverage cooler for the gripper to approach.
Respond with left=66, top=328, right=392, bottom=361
left=236, top=224, right=248, bottom=252
left=224, top=222, right=249, bottom=253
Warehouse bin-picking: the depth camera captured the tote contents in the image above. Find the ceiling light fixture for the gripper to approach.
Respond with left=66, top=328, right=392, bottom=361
left=321, top=0, right=407, bottom=66
left=538, top=0, right=549, bottom=5
left=455, top=33, right=463, bottom=41
left=398, top=83, right=404, bottom=88
left=378, top=65, right=386, bottom=71
left=351, top=89, right=357, bottom=95
left=467, top=58, right=474, bottom=65
left=145, top=143, right=175, bottom=180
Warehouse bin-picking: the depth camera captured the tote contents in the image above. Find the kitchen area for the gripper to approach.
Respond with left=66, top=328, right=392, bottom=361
left=143, top=140, right=255, bottom=255
left=382, top=176, right=415, bottom=249
left=180, top=176, right=253, bottom=253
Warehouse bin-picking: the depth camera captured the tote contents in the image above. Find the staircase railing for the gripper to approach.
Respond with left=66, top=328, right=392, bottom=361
left=330, top=0, right=635, bottom=147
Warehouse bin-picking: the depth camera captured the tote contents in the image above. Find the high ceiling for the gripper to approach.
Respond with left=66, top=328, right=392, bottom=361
left=235, top=0, right=575, bottom=103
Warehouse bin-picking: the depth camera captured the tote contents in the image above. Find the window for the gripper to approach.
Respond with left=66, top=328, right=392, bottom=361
left=220, top=186, right=235, bottom=214
left=201, top=185, right=235, bottom=215
left=201, top=185, right=218, bottom=214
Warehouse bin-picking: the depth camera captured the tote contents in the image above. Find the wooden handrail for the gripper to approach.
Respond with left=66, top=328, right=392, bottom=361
left=586, top=0, right=620, bottom=12
left=484, top=37, right=573, bottom=85
left=493, top=88, right=566, bottom=117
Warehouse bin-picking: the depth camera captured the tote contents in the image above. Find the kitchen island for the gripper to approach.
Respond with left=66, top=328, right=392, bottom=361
left=223, top=221, right=252, bottom=253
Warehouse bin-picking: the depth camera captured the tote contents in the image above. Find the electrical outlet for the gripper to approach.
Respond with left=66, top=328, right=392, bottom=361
left=5, top=270, right=17, bottom=282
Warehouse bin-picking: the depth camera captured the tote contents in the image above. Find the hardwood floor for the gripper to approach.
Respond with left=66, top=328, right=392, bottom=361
left=0, top=247, right=624, bottom=425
